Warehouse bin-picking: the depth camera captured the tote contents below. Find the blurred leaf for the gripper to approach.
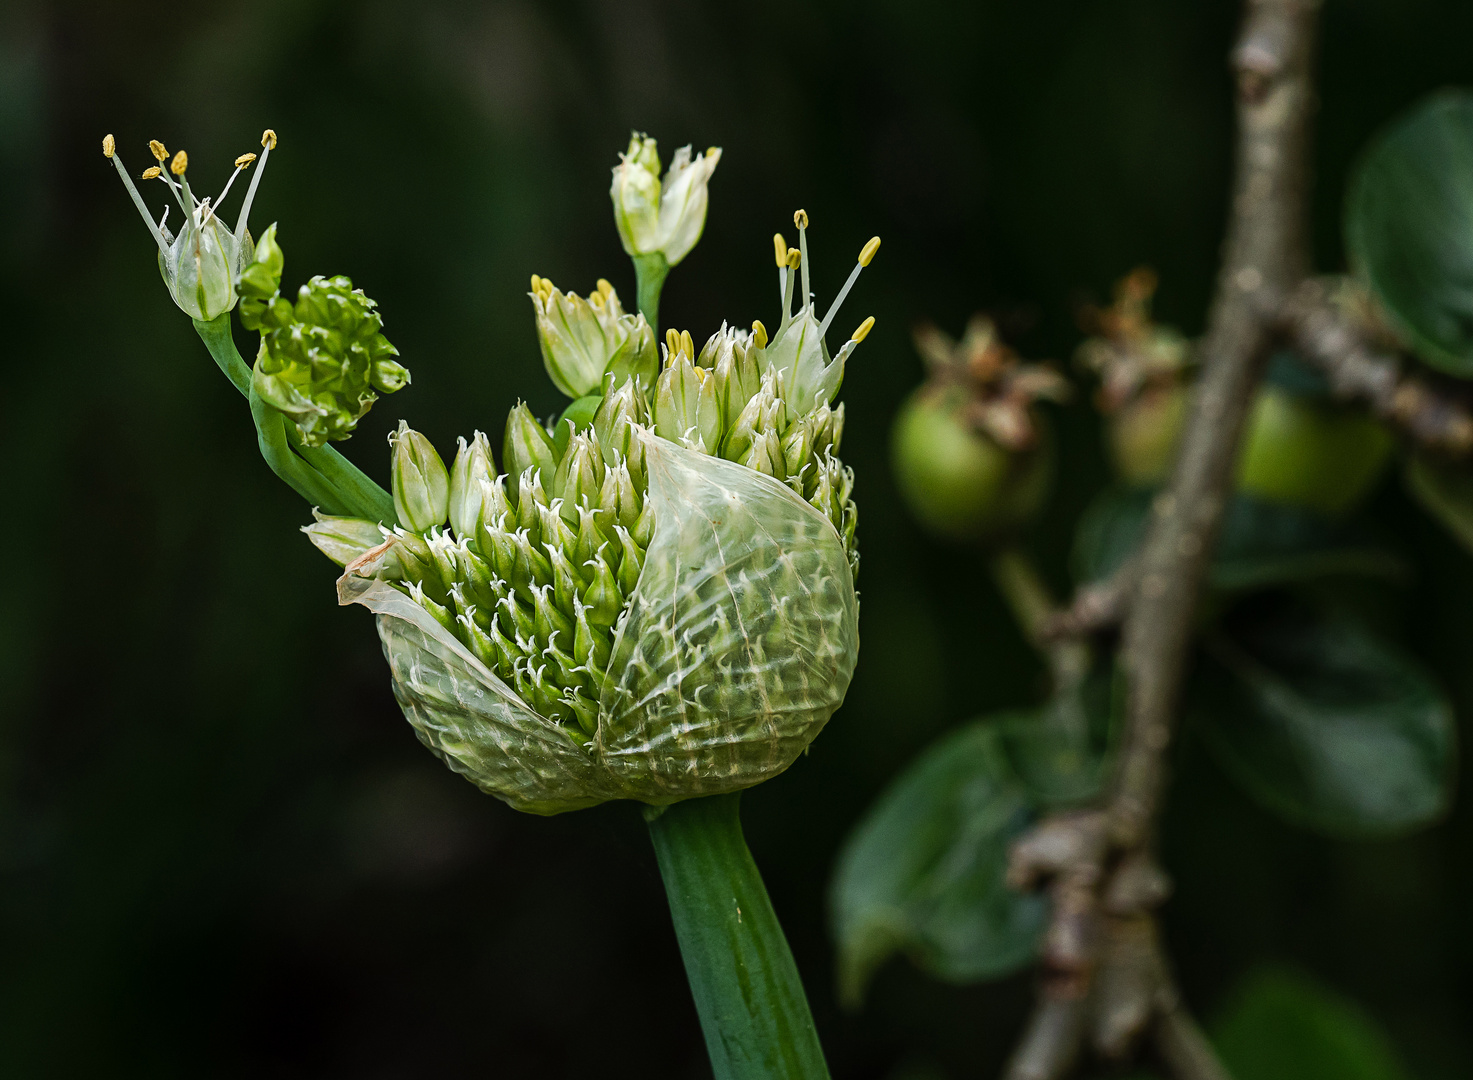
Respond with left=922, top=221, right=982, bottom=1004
left=998, top=673, right=1117, bottom=808
left=1213, top=967, right=1412, bottom=1080
left=1073, top=487, right=1403, bottom=591
left=1191, top=596, right=1455, bottom=837
left=1405, top=453, right=1473, bottom=555
left=1346, top=90, right=1473, bottom=378
left=829, top=718, right=1045, bottom=1007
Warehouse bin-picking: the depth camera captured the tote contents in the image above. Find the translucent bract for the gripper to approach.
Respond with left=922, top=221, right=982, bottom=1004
left=338, top=434, right=859, bottom=815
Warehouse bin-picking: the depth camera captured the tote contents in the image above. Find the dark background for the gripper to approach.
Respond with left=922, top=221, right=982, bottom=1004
left=3, top=0, right=1471, bottom=1076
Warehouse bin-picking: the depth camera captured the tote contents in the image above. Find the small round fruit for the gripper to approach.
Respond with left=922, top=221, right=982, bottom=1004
left=1108, top=383, right=1190, bottom=487
left=1235, top=386, right=1394, bottom=516
left=892, top=385, right=1052, bottom=541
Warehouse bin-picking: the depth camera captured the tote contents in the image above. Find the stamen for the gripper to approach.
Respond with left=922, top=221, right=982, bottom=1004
left=852, top=316, right=875, bottom=342
left=106, top=147, right=171, bottom=254
left=795, top=209, right=810, bottom=315
left=781, top=257, right=797, bottom=325
left=680, top=329, right=693, bottom=357
left=169, top=150, right=188, bottom=175
left=102, top=133, right=115, bottom=158
left=752, top=320, right=769, bottom=349
left=234, top=128, right=276, bottom=244
left=141, top=166, right=162, bottom=180
left=773, top=233, right=787, bottom=267
left=665, top=328, right=681, bottom=361
left=817, top=237, right=882, bottom=342
left=149, top=139, right=168, bottom=161
left=205, top=152, right=255, bottom=226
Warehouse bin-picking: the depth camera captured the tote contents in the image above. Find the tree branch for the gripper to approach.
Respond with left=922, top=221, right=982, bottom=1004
left=1112, top=0, right=1318, bottom=844
left=1000, top=1, right=1323, bottom=1074
left=1283, top=278, right=1473, bottom=455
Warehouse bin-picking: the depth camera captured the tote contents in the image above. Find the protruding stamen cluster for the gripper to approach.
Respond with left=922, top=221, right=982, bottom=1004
left=102, top=127, right=277, bottom=320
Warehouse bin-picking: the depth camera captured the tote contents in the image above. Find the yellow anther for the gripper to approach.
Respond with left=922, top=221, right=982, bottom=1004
left=785, top=248, right=802, bottom=270
left=773, top=233, right=788, bottom=268
left=666, top=328, right=681, bottom=357
left=261, top=129, right=277, bottom=149
left=169, top=150, right=188, bottom=175
left=851, top=316, right=876, bottom=343
left=149, top=139, right=168, bottom=161
left=102, top=133, right=115, bottom=158
left=706, top=146, right=719, bottom=159
left=751, top=320, right=769, bottom=349
left=234, top=152, right=257, bottom=169
left=793, top=209, right=808, bottom=230
left=596, top=278, right=614, bottom=297
left=858, top=236, right=881, bottom=267
left=680, top=329, right=694, bottom=357
left=140, top=166, right=162, bottom=180
left=530, top=274, right=543, bottom=293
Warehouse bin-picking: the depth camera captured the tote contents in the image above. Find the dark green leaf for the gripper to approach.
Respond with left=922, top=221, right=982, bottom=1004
left=829, top=719, right=1045, bottom=1007
left=1405, top=453, right=1473, bottom=555
left=1191, top=596, right=1455, bottom=837
left=997, top=674, right=1117, bottom=808
left=1072, top=487, right=1403, bottom=591
left=1213, top=967, right=1411, bottom=1080
left=1346, top=90, right=1473, bottom=377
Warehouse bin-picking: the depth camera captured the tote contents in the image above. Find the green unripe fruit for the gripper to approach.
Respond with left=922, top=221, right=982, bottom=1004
left=1235, top=386, right=1394, bottom=516
left=1108, top=384, right=1190, bottom=487
left=891, top=386, right=1051, bottom=542
left=1104, top=384, right=1393, bottom=516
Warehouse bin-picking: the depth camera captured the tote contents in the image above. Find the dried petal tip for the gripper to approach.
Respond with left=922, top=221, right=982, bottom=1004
left=102, top=133, right=115, bottom=158
left=859, top=236, right=881, bottom=267
left=140, top=166, right=162, bottom=180
left=169, top=150, right=188, bottom=175
left=261, top=128, right=277, bottom=149
left=773, top=233, right=788, bottom=267
left=148, top=139, right=168, bottom=161
left=852, top=316, right=875, bottom=343
left=234, top=152, right=257, bottom=168
left=793, top=208, right=809, bottom=229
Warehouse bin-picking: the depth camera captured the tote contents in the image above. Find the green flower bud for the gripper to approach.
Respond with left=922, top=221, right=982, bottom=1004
left=529, top=276, right=658, bottom=398
left=503, top=402, right=558, bottom=493
left=552, top=431, right=606, bottom=523
left=244, top=228, right=408, bottom=446
left=593, top=375, right=651, bottom=472
left=654, top=335, right=722, bottom=452
left=448, top=431, right=498, bottom=539
left=390, top=421, right=450, bottom=533
left=105, top=132, right=275, bottom=320
left=303, top=509, right=386, bottom=567
left=701, top=323, right=761, bottom=429
left=610, top=133, right=722, bottom=267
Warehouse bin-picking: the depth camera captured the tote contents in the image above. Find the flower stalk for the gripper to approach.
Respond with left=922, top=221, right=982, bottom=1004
left=645, top=795, right=831, bottom=1080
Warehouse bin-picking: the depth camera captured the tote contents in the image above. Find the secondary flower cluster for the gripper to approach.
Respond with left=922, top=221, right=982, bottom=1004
left=238, top=225, right=409, bottom=446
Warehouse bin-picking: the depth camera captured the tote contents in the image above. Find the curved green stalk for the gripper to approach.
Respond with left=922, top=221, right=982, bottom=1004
left=645, top=793, right=831, bottom=1080
left=634, top=252, right=671, bottom=334
left=193, top=314, right=397, bottom=524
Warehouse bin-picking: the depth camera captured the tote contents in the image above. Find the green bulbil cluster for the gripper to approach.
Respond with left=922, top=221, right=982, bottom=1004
left=239, top=225, right=409, bottom=446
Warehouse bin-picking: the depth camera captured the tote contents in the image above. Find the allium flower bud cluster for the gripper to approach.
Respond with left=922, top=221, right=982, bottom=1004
left=309, top=205, right=874, bottom=815
left=239, top=225, right=409, bottom=447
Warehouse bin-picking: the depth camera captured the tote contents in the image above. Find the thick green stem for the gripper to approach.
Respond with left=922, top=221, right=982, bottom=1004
left=633, top=252, right=671, bottom=333
left=193, top=314, right=397, bottom=524
left=645, top=793, right=830, bottom=1080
